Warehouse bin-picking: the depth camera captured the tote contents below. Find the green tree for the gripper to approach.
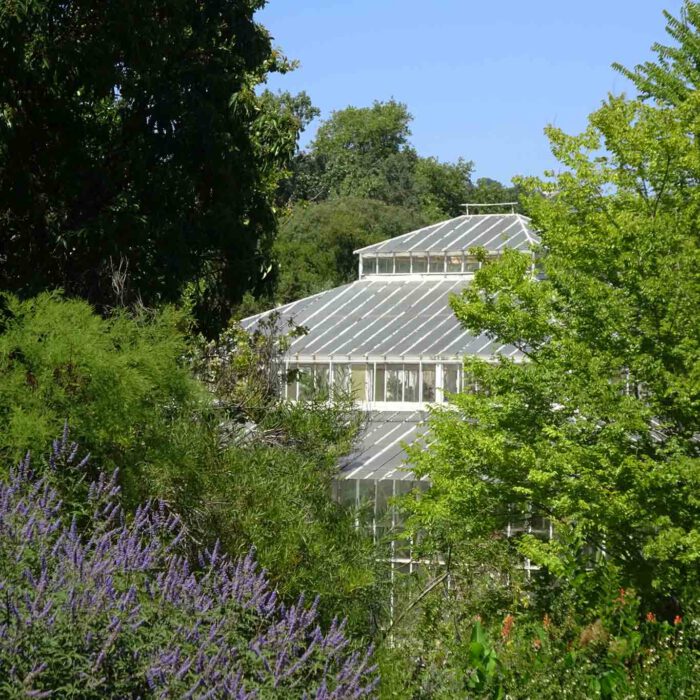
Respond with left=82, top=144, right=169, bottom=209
left=464, top=177, right=521, bottom=212
left=407, top=4, right=700, bottom=610
left=413, top=156, right=474, bottom=220
left=284, top=99, right=478, bottom=218
left=310, top=100, right=414, bottom=201
left=0, top=0, right=302, bottom=334
left=273, top=197, right=428, bottom=303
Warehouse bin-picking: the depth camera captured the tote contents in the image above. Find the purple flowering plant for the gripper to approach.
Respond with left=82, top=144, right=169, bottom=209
left=0, top=426, right=378, bottom=698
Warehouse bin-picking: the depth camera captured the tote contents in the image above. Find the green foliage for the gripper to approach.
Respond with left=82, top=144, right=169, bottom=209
left=464, top=177, right=521, bottom=212
left=0, top=292, right=210, bottom=509
left=383, top=6, right=700, bottom=696
left=613, top=0, right=700, bottom=105
left=279, top=99, right=511, bottom=221
left=0, top=0, right=305, bottom=334
left=406, top=7, right=700, bottom=609
left=273, top=197, right=429, bottom=303
left=311, top=100, right=414, bottom=201
left=190, top=316, right=387, bottom=634
left=0, top=292, right=385, bottom=640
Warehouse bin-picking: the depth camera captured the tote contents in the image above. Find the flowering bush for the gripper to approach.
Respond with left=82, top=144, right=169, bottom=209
left=0, top=429, right=378, bottom=698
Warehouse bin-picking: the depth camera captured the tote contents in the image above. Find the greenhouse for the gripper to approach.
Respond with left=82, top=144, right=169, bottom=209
left=241, top=212, right=540, bottom=565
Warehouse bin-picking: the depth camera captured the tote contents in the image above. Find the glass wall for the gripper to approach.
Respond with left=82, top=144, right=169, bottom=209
left=335, top=478, right=554, bottom=578
left=286, top=362, right=474, bottom=404
left=361, top=253, right=488, bottom=276
left=333, top=478, right=432, bottom=573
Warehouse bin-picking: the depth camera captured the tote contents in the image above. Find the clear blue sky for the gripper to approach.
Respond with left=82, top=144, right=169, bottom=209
left=257, top=0, right=675, bottom=184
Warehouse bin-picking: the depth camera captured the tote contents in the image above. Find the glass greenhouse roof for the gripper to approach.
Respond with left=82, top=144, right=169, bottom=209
left=354, top=213, right=538, bottom=255
left=241, top=277, right=520, bottom=360
left=338, top=411, right=427, bottom=481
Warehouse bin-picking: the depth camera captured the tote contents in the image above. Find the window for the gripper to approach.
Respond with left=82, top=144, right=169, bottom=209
left=297, top=364, right=315, bottom=400
left=363, top=257, right=377, bottom=275
left=395, top=257, right=411, bottom=273
left=412, top=256, right=428, bottom=273
left=404, top=365, right=419, bottom=401
left=463, top=369, right=477, bottom=394
left=421, top=364, right=436, bottom=402
left=375, top=365, right=386, bottom=401
left=286, top=364, right=332, bottom=400
left=446, top=254, right=462, bottom=272
left=316, top=365, right=330, bottom=397
left=444, top=364, right=461, bottom=397
left=333, top=364, right=351, bottom=394
left=464, top=256, right=480, bottom=273
left=386, top=366, right=402, bottom=401
left=285, top=364, right=298, bottom=400
left=351, top=364, right=368, bottom=401
left=377, top=257, right=393, bottom=274
left=428, top=254, right=444, bottom=273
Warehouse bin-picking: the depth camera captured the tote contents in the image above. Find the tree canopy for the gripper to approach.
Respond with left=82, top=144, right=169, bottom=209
left=0, top=0, right=304, bottom=334
left=270, top=99, right=520, bottom=305
left=273, top=197, right=428, bottom=303
left=407, top=1, right=700, bottom=608
left=280, top=99, right=477, bottom=218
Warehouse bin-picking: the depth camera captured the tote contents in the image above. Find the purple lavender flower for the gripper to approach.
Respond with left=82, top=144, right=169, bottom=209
left=0, top=431, right=378, bottom=698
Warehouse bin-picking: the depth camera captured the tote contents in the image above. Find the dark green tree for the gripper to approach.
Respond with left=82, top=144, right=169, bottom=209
left=0, top=0, right=302, bottom=333
left=282, top=99, right=482, bottom=219
left=464, top=177, right=521, bottom=212
left=273, top=197, right=428, bottom=303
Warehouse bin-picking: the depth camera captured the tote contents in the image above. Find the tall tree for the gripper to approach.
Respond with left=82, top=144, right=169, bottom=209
left=310, top=100, right=414, bottom=201
left=407, top=3, right=700, bottom=610
left=0, top=0, right=302, bottom=333
left=281, top=99, right=482, bottom=219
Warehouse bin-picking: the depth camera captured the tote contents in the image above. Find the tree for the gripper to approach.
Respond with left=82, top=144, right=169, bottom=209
left=407, top=3, right=700, bottom=610
left=273, top=197, right=428, bottom=303
left=464, top=177, right=521, bottom=212
left=310, top=100, right=414, bottom=201
left=0, top=0, right=303, bottom=334
left=281, top=100, right=478, bottom=219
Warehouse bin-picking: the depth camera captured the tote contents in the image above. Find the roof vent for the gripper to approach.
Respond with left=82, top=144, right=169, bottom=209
left=461, top=201, right=518, bottom=215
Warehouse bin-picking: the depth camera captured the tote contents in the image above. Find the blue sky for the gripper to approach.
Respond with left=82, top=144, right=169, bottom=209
left=258, top=0, right=675, bottom=184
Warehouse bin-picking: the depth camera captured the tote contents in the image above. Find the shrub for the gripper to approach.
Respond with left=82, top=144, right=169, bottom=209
left=0, top=430, right=379, bottom=698
left=0, top=291, right=213, bottom=509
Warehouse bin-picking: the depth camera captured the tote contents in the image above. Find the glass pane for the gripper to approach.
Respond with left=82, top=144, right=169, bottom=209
left=363, top=257, right=377, bottom=274
left=375, top=479, right=394, bottom=542
left=375, top=365, right=385, bottom=401
left=351, top=365, right=367, bottom=401
left=333, top=364, right=350, bottom=394
left=465, top=257, right=480, bottom=272
left=377, top=257, right=393, bottom=274
left=386, top=366, right=402, bottom=401
left=395, top=257, right=411, bottom=273
left=316, top=365, right=330, bottom=398
left=422, top=364, right=436, bottom=402
left=444, top=364, right=460, bottom=397
left=358, top=480, right=376, bottom=531
left=337, top=478, right=357, bottom=508
left=404, top=364, right=419, bottom=402
left=298, top=364, right=314, bottom=400
left=428, top=254, right=444, bottom=273
left=463, top=369, right=477, bottom=394
left=446, top=254, right=463, bottom=272
left=412, top=256, right=428, bottom=273
left=285, top=364, right=297, bottom=400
